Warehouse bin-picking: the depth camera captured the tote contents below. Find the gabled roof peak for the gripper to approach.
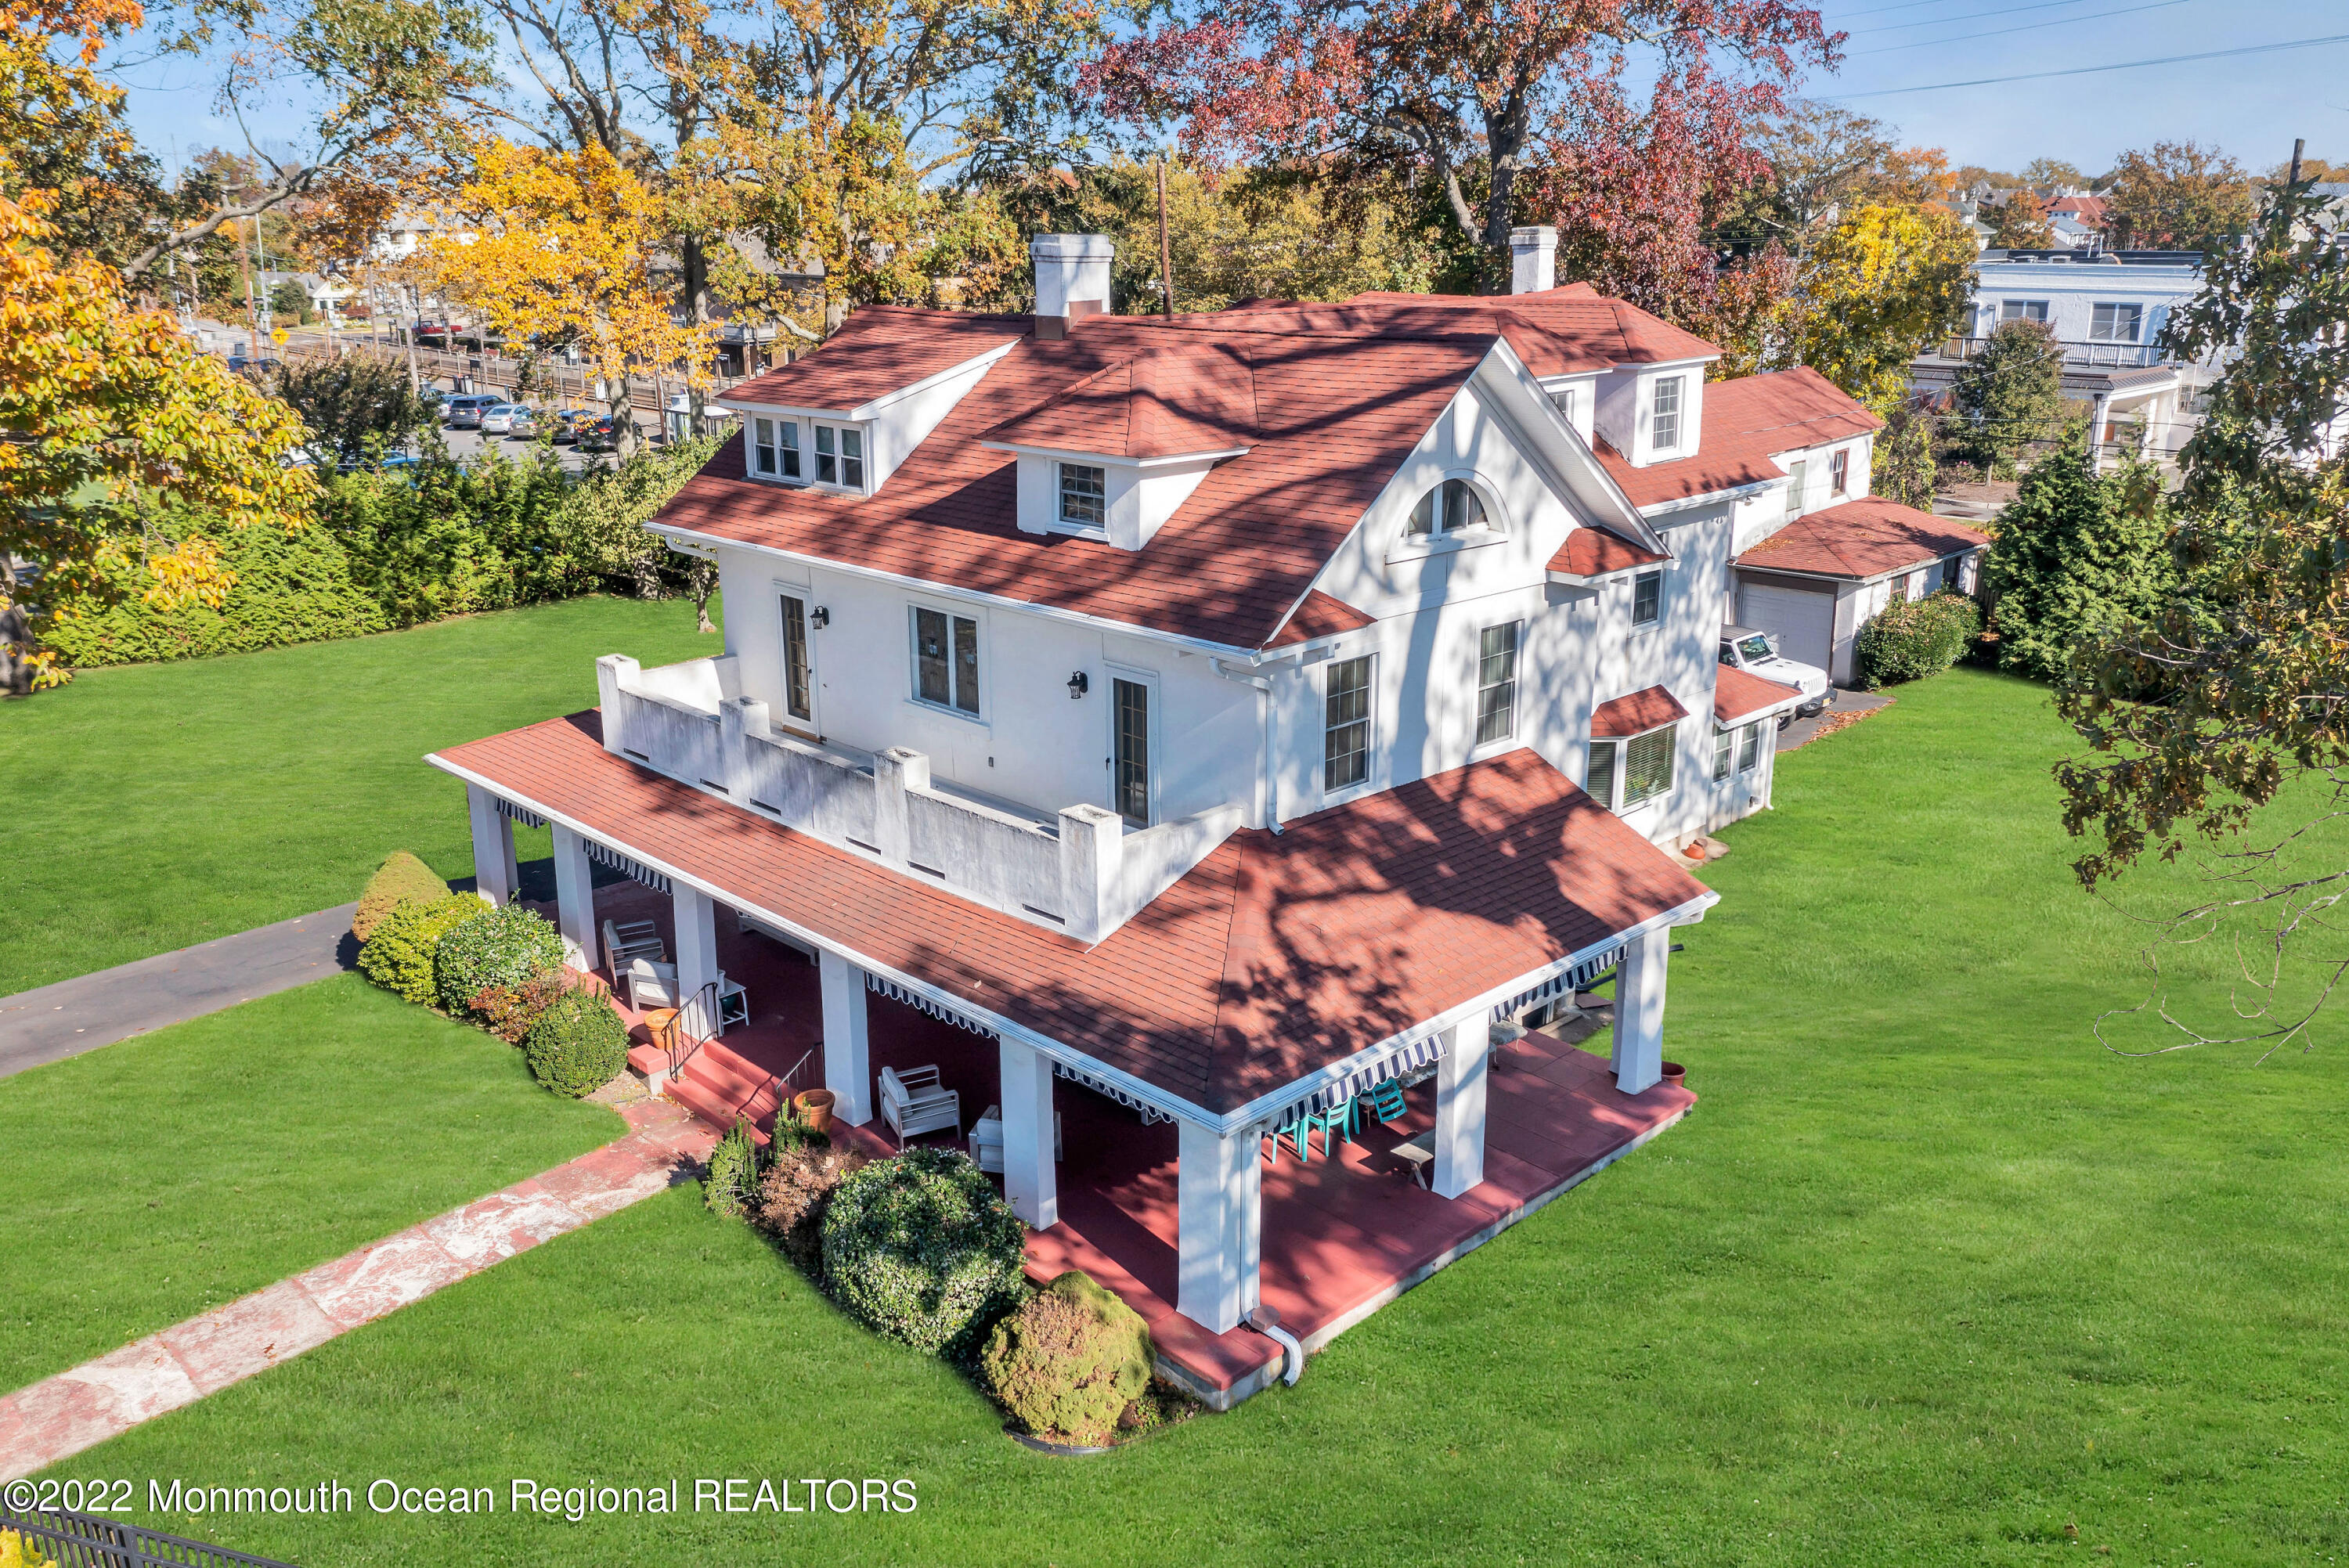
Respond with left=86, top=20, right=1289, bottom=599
left=982, top=338, right=1261, bottom=460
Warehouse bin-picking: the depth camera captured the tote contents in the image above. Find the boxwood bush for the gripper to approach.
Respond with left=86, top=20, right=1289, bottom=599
left=522, top=988, right=630, bottom=1098
left=352, top=850, right=449, bottom=942
left=980, top=1270, right=1153, bottom=1445
left=1853, top=592, right=1982, bottom=690
left=357, top=895, right=485, bottom=1005
left=434, top=902, right=566, bottom=1015
left=821, top=1147, right=1028, bottom=1358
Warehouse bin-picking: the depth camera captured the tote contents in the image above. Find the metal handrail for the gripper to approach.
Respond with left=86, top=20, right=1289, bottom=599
left=1, top=1507, right=298, bottom=1568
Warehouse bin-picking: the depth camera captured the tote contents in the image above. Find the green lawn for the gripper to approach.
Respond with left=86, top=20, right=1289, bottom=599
left=41, top=670, right=2349, bottom=1566
left=0, top=596, right=716, bottom=996
left=0, top=973, right=620, bottom=1392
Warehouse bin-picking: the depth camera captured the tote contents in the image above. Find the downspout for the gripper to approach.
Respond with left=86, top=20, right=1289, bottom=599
left=1248, top=1306, right=1304, bottom=1386
left=1211, top=657, right=1283, bottom=834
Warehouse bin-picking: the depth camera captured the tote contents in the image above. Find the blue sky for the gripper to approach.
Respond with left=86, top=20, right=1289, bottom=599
left=114, top=0, right=2349, bottom=184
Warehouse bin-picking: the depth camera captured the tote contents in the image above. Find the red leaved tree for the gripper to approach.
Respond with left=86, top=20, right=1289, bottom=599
left=1085, top=0, right=1839, bottom=295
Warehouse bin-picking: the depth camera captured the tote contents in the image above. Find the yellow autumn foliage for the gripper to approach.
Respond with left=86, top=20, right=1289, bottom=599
left=1788, top=201, right=1977, bottom=413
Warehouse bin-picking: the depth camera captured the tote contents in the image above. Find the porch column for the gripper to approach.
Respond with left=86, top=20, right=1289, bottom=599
left=1176, top=1120, right=1261, bottom=1334
left=998, top=1038, right=1058, bottom=1229
left=673, top=884, right=720, bottom=1039
left=464, top=784, right=516, bottom=907
left=1615, top=926, right=1672, bottom=1094
left=550, top=825, right=597, bottom=972
left=818, top=949, right=872, bottom=1126
left=1432, top=1015, right=1490, bottom=1199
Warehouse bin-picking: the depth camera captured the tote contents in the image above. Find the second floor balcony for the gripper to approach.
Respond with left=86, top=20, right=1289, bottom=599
left=1934, top=335, right=2167, bottom=371
left=593, top=653, right=1246, bottom=944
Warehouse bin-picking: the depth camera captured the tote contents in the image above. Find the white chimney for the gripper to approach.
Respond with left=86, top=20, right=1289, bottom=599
left=1510, top=225, right=1557, bottom=295
left=1031, top=234, right=1113, bottom=338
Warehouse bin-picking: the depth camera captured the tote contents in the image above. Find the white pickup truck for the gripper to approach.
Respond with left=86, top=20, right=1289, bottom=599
left=1719, top=625, right=1832, bottom=726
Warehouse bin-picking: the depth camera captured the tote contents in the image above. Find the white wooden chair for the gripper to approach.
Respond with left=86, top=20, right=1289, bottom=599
left=967, top=1104, right=1061, bottom=1173
left=603, top=918, right=665, bottom=971
left=879, top=1065, right=960, bottom=1142
left=626, top=957, right=679, bottom=1011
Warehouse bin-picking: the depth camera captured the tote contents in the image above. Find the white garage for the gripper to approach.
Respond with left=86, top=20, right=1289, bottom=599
left=1736, top=579, right=1837, bottom=675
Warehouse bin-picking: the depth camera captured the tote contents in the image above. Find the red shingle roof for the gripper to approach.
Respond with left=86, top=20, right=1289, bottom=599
left=432, top=715, right=1709, bottom=1115
left=1549, top=527, right=1668, bottom=577
left=1591, top=686, right=1690, bottom=737
left=1713, top=665, right=1802, bottom=723
left=983, top=342, right=1260, bottom=457
left=1737, top=497, right=1988, bottom=581
left=1265, top=589, right=1377, bottom=648
left=726, top=308, right=1030, bottom=413
left=1597, top=369, right=1882, bottom=510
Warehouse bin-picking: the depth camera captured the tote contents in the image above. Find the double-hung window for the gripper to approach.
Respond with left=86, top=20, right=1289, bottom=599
left=1551, top=386, right=1578, bottom=424
left=778, top=421, right=800, bottom=479
left=1712, top=728, right=1733, bottom=782
left=2000, top=299, right=2050, bottom=323
left=1651, top=376, right=1683, bottom=452
left=2090, top=302, right=2143, bottom=342
left=1784, top=459, right=1807, bottom=520
left=1323, top=655, right=1373, bottom=791
left=1475, top=622, right=1521, bottom=746
left=1830, top=448, right=1849, bottom=496
left=752, top=418, right=778, bottom=477
left=1737, top=722, right=1761, bottom=773
left=1059, top=463, right=1106, bottom=529
left=911, top=606, right=980, bottom=716
left=1621, top=726, right=1676, bottom=808
left=814, top=424, right=864, bottom=489
left=1632, top=569, right=1663, bottom=629
left=1586, top=739, right=1618, bottom=807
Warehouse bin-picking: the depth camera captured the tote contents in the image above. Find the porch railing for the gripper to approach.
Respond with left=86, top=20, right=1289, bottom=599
left=0, top=1506, right=299, bottom=1568
left=595, top=653, right=1245, bottom=943
left=1936, top=335, right=2166, bottom=369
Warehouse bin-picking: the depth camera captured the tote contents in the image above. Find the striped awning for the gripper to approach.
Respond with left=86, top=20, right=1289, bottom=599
left=1054, top=1062, right=1175, bottom=1125
left=493, top=798, right=548, bottom=829
left=867, top=973, right=1000, bottom=1039
left=1502, top=943, right=1626, bottom=1017
left=1260, top=1031, right=1450, bottom=1134
left=581, top=838, right=671, bottom=894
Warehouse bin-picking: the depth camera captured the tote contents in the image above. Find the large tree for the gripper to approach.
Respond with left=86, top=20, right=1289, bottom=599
left=2051, top=179, right=2349, bottom=1054
left=2103, top=139, right=2257, bottom=254
left=1950, top=319, right=2066, bottom=476
left=1784, top=200, right=1975, bottom=409
left=1085, top=0, right=1840, bottom=294
left=1, top=191, right=315, bottom=693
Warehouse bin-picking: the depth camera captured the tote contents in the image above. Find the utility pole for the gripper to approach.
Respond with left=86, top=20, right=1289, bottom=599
left=1157, top=155, right=1174, bottom=319
left=2289, top=137, right=2306, bottom=186
left=238, top=220, right=256, bottom=359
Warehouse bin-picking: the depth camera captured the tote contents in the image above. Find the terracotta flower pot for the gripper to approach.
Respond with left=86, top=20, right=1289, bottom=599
left=794, top=1088, right=836, bottom=1134
left=1661, top=1062, right=1687, bottom=1090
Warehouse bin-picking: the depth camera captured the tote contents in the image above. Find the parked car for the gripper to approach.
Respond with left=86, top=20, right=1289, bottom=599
left=576, top=416, right=622, bottom=452
left=1719, top=625, right=1831, bottom=726
left=444, top=394, right=498, bottom=428
left=503, top=406, right=541, bottom=439
left=548, top=409, right=596, bottom=443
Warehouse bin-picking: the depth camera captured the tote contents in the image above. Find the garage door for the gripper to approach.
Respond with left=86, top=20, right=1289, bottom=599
left=1737, top=579, right=1835, bottom=674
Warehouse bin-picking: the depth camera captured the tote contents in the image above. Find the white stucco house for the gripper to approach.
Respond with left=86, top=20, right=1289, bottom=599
left=425, top=229, right=1969, bottom=1398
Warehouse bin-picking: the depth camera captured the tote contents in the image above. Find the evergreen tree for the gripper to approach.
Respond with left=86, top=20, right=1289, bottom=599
left=1950, top=319, right=2066, bottom=476
left=1979, top=454, right=2172, bottom=683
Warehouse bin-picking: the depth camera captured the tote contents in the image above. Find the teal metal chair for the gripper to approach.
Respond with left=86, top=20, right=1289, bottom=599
left=1361, top=1078, right=1408, bottom=1128
left=1307, top=1095, right=1359, bottom=1159
left=1267, top=1110, right=1314, bottom=1163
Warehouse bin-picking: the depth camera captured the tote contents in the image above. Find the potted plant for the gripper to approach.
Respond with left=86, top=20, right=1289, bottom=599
left=1661, top=1062, right=1687, bottom=1089
left=795, top=1087, right=837, bottom=1134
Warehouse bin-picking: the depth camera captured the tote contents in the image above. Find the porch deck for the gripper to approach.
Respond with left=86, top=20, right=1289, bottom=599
left=559, top=879, right=1694, bottom=1406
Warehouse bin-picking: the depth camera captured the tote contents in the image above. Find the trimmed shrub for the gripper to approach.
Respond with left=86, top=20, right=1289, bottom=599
left=522, top=988, right=630, bottom=1098
left=434, top=901, right=566, bottom=1015
left=980, top=1270, right=1154, bottom=1446
left=469, top=968, right=572, bottom=1045
left=357, top=895, right=485, bottom=1004
left=352, top=850, right=448, bottom=942
left=752, top=1140, right=868, bottom=1276
left=821, top=1146, right=1028, bottom=1358
left=705, top=1119, right=760, bottom=1215
left=1853, top=593, right=1982, bottom=690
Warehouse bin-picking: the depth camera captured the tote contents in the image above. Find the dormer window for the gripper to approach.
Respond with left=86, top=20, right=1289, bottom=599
left=1652, top=377, right=1683, bottom=452
left=1406, top=478, right=1490, bottom=538
left=1059, top=463, right=1106, bottom=529
left=751, top=418, right=801, bottom=481
left=814, top=424, right=864, bottom=489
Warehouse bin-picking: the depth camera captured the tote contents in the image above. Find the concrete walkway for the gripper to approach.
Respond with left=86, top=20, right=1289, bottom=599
left=0, top=904, right=363, bottom=1081
left=0, top=1099, right=717, bottom=1481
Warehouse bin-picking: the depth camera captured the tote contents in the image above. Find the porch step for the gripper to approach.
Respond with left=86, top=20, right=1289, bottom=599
left=666, top=1036, right=789, bottom=1143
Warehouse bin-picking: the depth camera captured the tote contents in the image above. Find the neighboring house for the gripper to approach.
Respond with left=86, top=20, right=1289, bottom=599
left=424, top=229, right=1975, bottom=1395
left=1910, top=246, right=2209, bottom=469
left=254, top=269, right=357, bottom=318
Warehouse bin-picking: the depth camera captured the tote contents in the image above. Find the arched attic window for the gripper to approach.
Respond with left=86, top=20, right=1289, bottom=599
left=1405, top=478, right=1495, bottom=538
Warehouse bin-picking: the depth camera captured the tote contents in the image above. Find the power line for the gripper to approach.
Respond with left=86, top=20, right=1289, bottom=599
left=1849, top=0, right=2111, bottom=38
left=1849, top=0, right=2188, bottom=55
left=1824, top=0, right=1985, bottom=20
left=1831, top=32, right=2349, bottom=97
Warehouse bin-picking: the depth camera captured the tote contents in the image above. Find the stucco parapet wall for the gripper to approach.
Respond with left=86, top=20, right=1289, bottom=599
left=591, top=653, right=1240, bottom=944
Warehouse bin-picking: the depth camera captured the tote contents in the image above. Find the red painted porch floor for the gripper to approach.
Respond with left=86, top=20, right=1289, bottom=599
left=559, top=881, right=1697, bottom=1400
